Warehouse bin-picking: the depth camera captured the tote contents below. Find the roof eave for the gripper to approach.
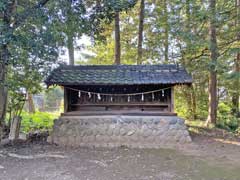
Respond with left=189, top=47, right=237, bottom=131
left=45, top=81, right=192, bottom=87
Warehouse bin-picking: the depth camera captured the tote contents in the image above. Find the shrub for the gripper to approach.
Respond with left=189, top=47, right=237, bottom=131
left=20, top=111, right=60, bottom=133
left=217, top=102, right=239, bottom=131
left=236, top=127, right=240, bottom=135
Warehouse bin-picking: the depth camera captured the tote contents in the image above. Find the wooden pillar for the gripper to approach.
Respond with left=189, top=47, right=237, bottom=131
left=64, top=87, right=69, bottom=113
left=171, top=86, right=174, bottom=113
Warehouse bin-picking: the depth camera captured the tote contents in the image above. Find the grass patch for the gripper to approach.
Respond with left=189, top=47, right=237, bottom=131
left=185, top=119, right=240, bottom=140
left=185, top=120, right=207, bottom=128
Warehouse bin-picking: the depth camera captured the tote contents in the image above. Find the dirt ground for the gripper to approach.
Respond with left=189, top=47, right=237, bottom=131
left=0, top=133, right=240, bottom=180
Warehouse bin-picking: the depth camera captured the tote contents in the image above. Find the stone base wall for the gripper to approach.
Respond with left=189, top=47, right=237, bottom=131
left=48, top=115, right=191, bottom=149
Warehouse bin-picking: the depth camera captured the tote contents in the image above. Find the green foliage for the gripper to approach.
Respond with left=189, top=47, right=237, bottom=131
left=7, top=62, right=44, bottom=116
left=106, top=0, right=137, bottom=11
left=84, top=5, right=140, bottom=65
left=236, top=127, right=240, bottom=135
left=1, top=0, right=239, bottom=136
left=20, top=111, right=59, bottom=133
left=217, top=103, right=240, bottom=131
left=175, top=86, right=208, bottom=121
left=85, top=0, right=240, bottom=131
left=175, top=87, right=189, bottom=119
left=44, top=87, right=63, bottom=111
left=48, top=0, right=138, bottom=57
left=1, top=0, right=60, bottom=120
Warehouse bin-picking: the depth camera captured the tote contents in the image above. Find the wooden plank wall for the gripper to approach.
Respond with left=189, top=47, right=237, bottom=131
left=66, top=85, right=173, bottom=112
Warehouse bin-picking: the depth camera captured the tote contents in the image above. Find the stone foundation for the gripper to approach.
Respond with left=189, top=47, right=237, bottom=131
left=48, top=115, right=191, bottom=149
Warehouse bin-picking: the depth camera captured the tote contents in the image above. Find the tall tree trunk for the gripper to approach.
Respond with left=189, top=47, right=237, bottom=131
left=183, top=85, right=197, bottom=120
left=114, top=11, right=121, bottom=65
left=67, top=33, right=75, bottom=65
left=137, top=0, right=145, bottom=65
left=185, top=0, right=191, bottom=58
left=0, top=58, right=8, bottom=140
left=190, top=85, right=197, bottom=119
left=163, top=0, right=169, bottom=63
left=66, top=0, right=75, bottom=65
left=186, top=0, right=190, bottom=30
left=232, top=0, right=240, bottom=115
left=184, top=0, right=197, bottom=120
left=206, top=0, right=218, bottom=125
left=0, top=1, right=16, bottom=140
left=9, top=116, right=21, bottom=141
left=232, top=55, right=240, bottom=115
left=27, top=92, right=35, bottom=114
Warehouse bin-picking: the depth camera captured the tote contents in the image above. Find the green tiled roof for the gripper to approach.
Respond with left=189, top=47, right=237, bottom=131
left=45, top=64, right=192, bottom=86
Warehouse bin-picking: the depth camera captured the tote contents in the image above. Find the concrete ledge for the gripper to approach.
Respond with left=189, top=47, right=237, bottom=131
left=48, top=115, right=191, bottom=149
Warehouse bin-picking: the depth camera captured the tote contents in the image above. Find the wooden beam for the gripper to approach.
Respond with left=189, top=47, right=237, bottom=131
left=61, top=111, right=177, bottom=116
left=70, top=103, right=170, bottom=106
left=171, top=86, right=174, bottom=113
left=64, top=87, right=68, bottom=113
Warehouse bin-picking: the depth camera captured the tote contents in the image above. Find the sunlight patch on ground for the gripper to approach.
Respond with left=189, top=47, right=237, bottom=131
left=213, top=138, right=240, bottom=146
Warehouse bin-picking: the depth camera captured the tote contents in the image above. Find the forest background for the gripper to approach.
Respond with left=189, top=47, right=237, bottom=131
left=0, top=0, right=239, bottom=138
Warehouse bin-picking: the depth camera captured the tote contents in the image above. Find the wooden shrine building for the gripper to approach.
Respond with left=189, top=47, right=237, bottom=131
left=46, top=64, right=192, bottom=116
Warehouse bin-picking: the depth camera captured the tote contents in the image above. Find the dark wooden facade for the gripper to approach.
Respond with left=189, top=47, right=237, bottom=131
left=64, top=84, right=174, bottom=114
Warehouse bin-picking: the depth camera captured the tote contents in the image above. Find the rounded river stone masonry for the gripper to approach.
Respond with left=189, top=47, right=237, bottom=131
left=48, top=116, right=192, bottom=149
